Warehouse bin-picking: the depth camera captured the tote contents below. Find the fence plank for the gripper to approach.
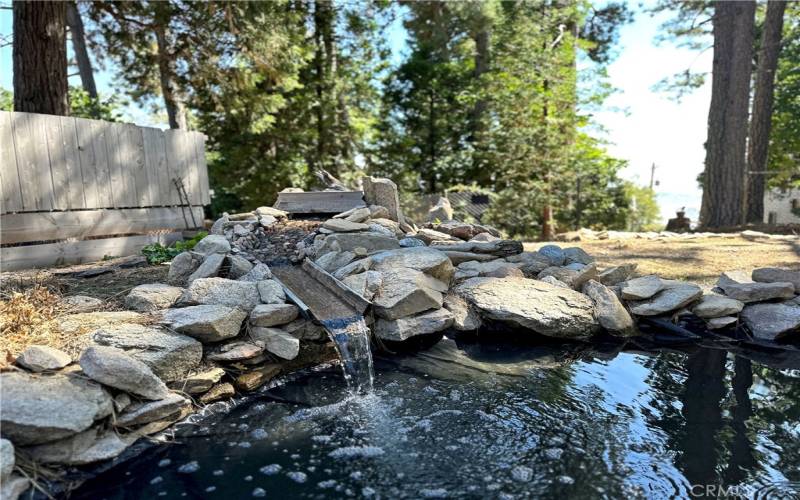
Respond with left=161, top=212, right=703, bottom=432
left=141, top=127, right=162, bottom=206
left=59, top=117, right=86, bottom=209
left=127, top=124, right=150, bottom=206
left=0, top=111, right=23, bottom=213
left=74, top=118, right=97, bottom=208
left=44, top=114, right=70, bottom=209
left=164, top=130, right=183, bottom=205
left=0, top=206, right=204, bottom=244
left=193, top=133, right=211, bottom=205
left=1, top=232, right=183, bottom=271
left=90, top=118, right=115, bottom=207
left=28, top=114, right=56, bottom=210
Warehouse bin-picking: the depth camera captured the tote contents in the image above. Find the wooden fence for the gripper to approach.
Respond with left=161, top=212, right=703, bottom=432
left=0, top=111, right=210, bottom=270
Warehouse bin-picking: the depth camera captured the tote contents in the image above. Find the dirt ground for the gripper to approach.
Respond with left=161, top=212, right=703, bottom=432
left=529, top=235, right=800, bottom=285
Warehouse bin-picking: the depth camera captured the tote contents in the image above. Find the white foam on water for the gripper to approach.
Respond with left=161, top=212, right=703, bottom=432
left=251, top=428, right=268, bottom=439
left=252, top=487, right=266, bottom=497
left=150, top=476, right=163, bottom=485
left=544, top=448, right=563, bottom=460
left=329, top=446, right=385, bottom=459
left=511, top=466, right=533, bottom=482
left=318, top=480, right=337, bottom=489
left=157, top=459, right=171, bottom=467
left=287, top=471, right=308, bottom=483
left=557, top=475, right=575, bottom=485
left=259, top=464, right=282, bottom=475
left=419, top=487, right=449, bottom=498
left=177, top=461, right=199, bottom=474
left=311, top=434, right=333, bottom=443
left=212, top=470, right=224, bottom=476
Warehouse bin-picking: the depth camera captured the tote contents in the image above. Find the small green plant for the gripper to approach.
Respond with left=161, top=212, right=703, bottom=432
left=141, top=232, right=208, bottom=265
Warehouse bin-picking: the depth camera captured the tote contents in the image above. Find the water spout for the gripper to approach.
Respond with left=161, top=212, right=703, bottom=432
left=321, top=315, right=375, bottom=393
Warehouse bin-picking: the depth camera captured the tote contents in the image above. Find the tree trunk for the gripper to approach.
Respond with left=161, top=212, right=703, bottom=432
left=745, top=0, right=786, bottom=224
left=66, top=1, right=97, bottom=100
left=700, top=0, right=756, bottom=228
left=154, top=23, right=187, bottom=130
left=313, top=0, right=335, bottom=173
left=13, top=1, right=69, bottom=115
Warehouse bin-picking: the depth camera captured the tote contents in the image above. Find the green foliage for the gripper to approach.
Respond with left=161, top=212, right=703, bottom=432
left=0, top=87, right=124, bottom=120
left=0, top=88, right=12, bottom=111
left=141, top=231, right=207, bottom=265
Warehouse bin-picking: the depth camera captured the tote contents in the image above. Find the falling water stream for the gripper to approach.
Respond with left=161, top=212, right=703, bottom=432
left=320, top=316, right=374, bottom=393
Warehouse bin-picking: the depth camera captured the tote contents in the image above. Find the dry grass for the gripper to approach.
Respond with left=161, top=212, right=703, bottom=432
left=0, top=284, right=66, bottom=358
left=529, top=235, right=800, bottom=285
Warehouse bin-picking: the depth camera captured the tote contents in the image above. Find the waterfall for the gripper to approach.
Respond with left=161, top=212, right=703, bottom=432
left=320, top=315, right=375, bottom=394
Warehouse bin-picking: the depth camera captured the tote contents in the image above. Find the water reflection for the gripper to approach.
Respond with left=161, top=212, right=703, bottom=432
left=69, top=336, right=800, bottom=500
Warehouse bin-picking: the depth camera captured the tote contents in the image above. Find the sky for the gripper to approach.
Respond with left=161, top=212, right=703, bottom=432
left=0, top=1, right=711, bottom=223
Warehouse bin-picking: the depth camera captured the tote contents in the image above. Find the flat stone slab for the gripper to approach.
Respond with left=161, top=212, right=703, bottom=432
left=628, top=282, right=702, bottom=316
left=125, top=283, right=184, bottom=312
left=370, top=247, right=454, bottom=282
left=170, top=368, right=226, bottom=394
left=161, top=305, right=247, bottom=343
left=692, top=294, right=744, bottom=319
left=719, top=281, right=795, bottom=303
left=583, top=280, right=635, bottom=336
left=16, top=345, right=71, bottom=372
left=251, top=327, right=300, bottom=360
left=116, top=393, right=190, bottom=427
left=207, top=341, right=265, bottom=362
left=249, top=303, right=300, bottom=327
left=23, top=426, right=136, bottom=466
left=456, top=277, right=599, bottom=340
left=322, top=219, right=370, bottom=232
left=620, top=275, right=664, bottom=301
left=0, top=372, right=113, bottom=446
left=182, top=277, right=261, bottom=311
left=374, top=308, right=454, bottom=341
left=752, top=267, right=800, bottom=293
left=80, top=346, right=171, bottom=400
left=741, top=303, right=800, bottom=341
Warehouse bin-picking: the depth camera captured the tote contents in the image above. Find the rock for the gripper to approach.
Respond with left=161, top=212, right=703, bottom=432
left=167, top=251, right=203, bottom=286
left=322, top=219, right=370, bottom=232
left=456, top=277, right=599, bottom=339
left=368, top=222, right=396, bottom=238
left=454, top=269, right=480, bottom=281
left=317, top=232, right=400, bottom=255
left=373, top=268, right=446, bottom=320
left=250, top=327, right=300, bottom=360
left=414, top=228, right=459, bottom=245
left=16, top=345, right=71, bottom=372
left=125, top=283, right=184, bottom=312
left=538, top=245, right=566, bottom=266
left=250, top=304, right=300, bottom=327
left=444, top=251, right=497, bottom=266
left=316, top=251, right=357, bottom=273
left=598, top=264, right=637, bottom=286
left=0, top=371, right=113, bottom=445
left=582, top=280, right=635, bottom=336
left=332, top=258, right=372, bottom=280
left=257, top=279, right=286, bottom=304
left=161, top=305, right=247, bottom=343
left=459, top=259, right=523, bottom=278
left=90, top=324, right=202, bottom=382
left=538, top=264, right=597, bottom=290
left=183, top=278, right=261, bottom=311
left=187, top=253, right=225, bottom=283
left=374, top=308, right=454, bottom=341
left=62, top=295, right=104, bottom=312
left=718, top=281, right=795, bottom=303
left=342, top=271, right=382, bottom=301
left=80, top=346, right=170, bottom=400
left=399, top=237, right=425, bottom=248
left=505, top=251, right=552, bottom=277
left=170, top=368, right=226, bottom=394
left=116, top=393, right=190, bottom=427
left=234, top=365, right=281, bottom=392
left=239, top=263, right=273, bottom=282
left=740, top=303, right=800, bottom=341
left=1, top=474, right=29, bottom=500
left=227, top=255, right=254, bottom=279
left=539, top=275, right=569, bottom=288
left=370, top=218, right=402, bottom=236
left=627, top=282, right=703, bottom=316
left=369, top=205, right=390, bottom=219
left=370, top=247, right=455, bottom=283
left=707, top=316, right=738, bottom=329
left=717, top=270, right=754, bottom=287
left=563, top=247, right=594, bottom=265
left=692, top=294, right=745, bottom=319
left=483, top=266, right=524, bottom=279
left=344, top=207, right=372, bottom=223
left=260, top=215, right=277, bottom=227
left=362, top=176, right=404, bottom=223
left=207, top=341, right=265, bottom=362
left=428, top=197, right=453, bottom=222
left=430, top=240, right=523, bottom=257
left=752, top=267, right=800, bottom=293
left=199, top=382, right=236, bottom=403
left=443, top=294, right=481, bottom=331
left=333, top=205, right=368, bottom=220
left=0, top=439, right=12, bottom=483
left=433, top=221, right=474, bottom=240
left=209, top=214, right=229, bottom=235
left=564, top=263, right=586, bottom=271
left=471, top=232, right=500, bottom=243
left=114, top=393, right=132, bottom=412
left=192, top=234, right=231, bottom=255
left=255, top=206, right=288, bottom=219
left=233, top=223, right=252, bottom=237
left=23, top=426, right=135, bottom=466
left=620, top=275, right=665, bottom=300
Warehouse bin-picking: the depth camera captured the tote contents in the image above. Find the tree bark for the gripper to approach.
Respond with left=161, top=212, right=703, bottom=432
left=700, top=0, right=756, bottom=228
left=13, top=1, right=69, bottom=115
left=154, top=22, right=187, bottom=130
left=66, top=1, right=97, bottom=100
left=745, top=0, right=786, bottom=224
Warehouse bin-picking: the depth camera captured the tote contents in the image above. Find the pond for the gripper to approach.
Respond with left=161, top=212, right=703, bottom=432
left=71, top=335, right=800, bottom=499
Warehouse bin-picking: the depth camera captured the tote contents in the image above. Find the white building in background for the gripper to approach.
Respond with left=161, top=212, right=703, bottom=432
left=765, top=188, right=800, bottom=225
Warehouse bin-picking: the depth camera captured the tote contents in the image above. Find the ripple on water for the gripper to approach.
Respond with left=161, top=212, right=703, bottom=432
left=328, top=446, right=385, bottom=459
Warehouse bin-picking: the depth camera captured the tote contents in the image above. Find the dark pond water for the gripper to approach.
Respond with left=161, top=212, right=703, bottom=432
left=71, top=335, right=800, bottom=499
